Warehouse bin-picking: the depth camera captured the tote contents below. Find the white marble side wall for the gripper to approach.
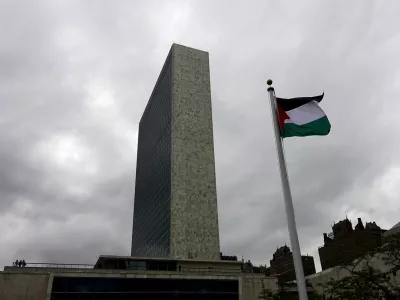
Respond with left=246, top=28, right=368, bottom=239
left=170, top=44, right=220, bottom=260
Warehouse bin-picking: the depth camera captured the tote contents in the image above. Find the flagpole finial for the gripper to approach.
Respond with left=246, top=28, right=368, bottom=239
left=267, top=79, right=274, bottom=91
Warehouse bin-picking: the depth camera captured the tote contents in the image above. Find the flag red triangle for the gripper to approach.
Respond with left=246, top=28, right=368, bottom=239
left=277, top=104, right=290, bottom=130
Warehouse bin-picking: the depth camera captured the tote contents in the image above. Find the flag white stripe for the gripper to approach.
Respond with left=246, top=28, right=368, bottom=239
left=284, top=101, right=326, bottom=125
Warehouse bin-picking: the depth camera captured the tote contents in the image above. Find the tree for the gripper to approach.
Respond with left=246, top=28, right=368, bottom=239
left=322, top=232, right=400, bottom=300
left=258, top=279, right=287, bottom=300
left=259, top=286, right=279, bottom=300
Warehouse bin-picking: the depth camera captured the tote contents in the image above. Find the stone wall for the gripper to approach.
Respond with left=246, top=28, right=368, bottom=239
left=170, top=44, right=220, bottom=260
left=179, top=260, right=242, bottom=273
left=1, top=268, right=278, bottom=300
left=307, top=254, right=400, bottom=295
left=0, top=272, right=50, bottom=300
left=241, top=275, right=278, bottom=300
left=306, top=266, right=350, bottom=295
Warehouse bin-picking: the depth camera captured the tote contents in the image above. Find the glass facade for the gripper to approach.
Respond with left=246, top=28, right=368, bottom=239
left=131, top=52, right=172, bottom=258
left=51, top=277, right=239, bottom=300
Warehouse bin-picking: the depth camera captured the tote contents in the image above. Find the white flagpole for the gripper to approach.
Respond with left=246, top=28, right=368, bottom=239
left=267, top=79, right=308, bottom=300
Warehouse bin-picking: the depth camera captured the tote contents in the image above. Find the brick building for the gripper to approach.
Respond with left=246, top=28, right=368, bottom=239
left=318, top=217, right=386, bottom=270
left=266, top=245, right=316, bottom=284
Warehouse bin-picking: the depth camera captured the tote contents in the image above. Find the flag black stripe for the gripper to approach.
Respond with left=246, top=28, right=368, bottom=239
left=276, top=93, right=324, bottom=111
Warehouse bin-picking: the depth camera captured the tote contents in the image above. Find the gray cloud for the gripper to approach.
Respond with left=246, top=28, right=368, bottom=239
left=1, top=0, right=400, bottom=272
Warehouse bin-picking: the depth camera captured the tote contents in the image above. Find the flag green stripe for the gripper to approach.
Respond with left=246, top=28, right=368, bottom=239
left=281, top=116, right=331, bottom=138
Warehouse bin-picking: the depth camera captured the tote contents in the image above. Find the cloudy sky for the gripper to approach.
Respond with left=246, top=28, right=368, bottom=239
left=1, top=0, right=400, bottom=271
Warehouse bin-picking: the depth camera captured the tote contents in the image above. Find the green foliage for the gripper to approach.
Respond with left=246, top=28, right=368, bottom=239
left=260, top=233, right=400, bottom=299
left=258, top=280, right=285, bottom=300
left=258, top=287, right=278, bottom=300
left=321, top=232, right=400, bottom=300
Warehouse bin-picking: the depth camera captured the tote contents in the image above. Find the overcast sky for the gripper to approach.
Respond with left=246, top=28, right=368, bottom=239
left=1, top=0, right=400, bottom=271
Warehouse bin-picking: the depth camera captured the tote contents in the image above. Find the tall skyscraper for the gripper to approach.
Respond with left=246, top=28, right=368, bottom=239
left=131, top=44, right=220, bottom=260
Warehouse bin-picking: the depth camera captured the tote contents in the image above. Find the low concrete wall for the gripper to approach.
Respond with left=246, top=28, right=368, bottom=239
left=1, top=268, right=277, bottom=300
left=306, top=254, right=400, bottom=295
left=179, top=260, right=242, bottom=273
left=4, top=266, right=240, bottom=276
left=4, top=266, right=90, bottom=273
left=0, top=272, right=49, bottom=300
left=306, top=266, right=350, bottom=295
left=241, top=275, right=278, bottom=300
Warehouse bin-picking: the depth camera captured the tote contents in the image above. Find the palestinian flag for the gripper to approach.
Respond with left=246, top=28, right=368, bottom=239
left=276, top=93, right=331, bottom=138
